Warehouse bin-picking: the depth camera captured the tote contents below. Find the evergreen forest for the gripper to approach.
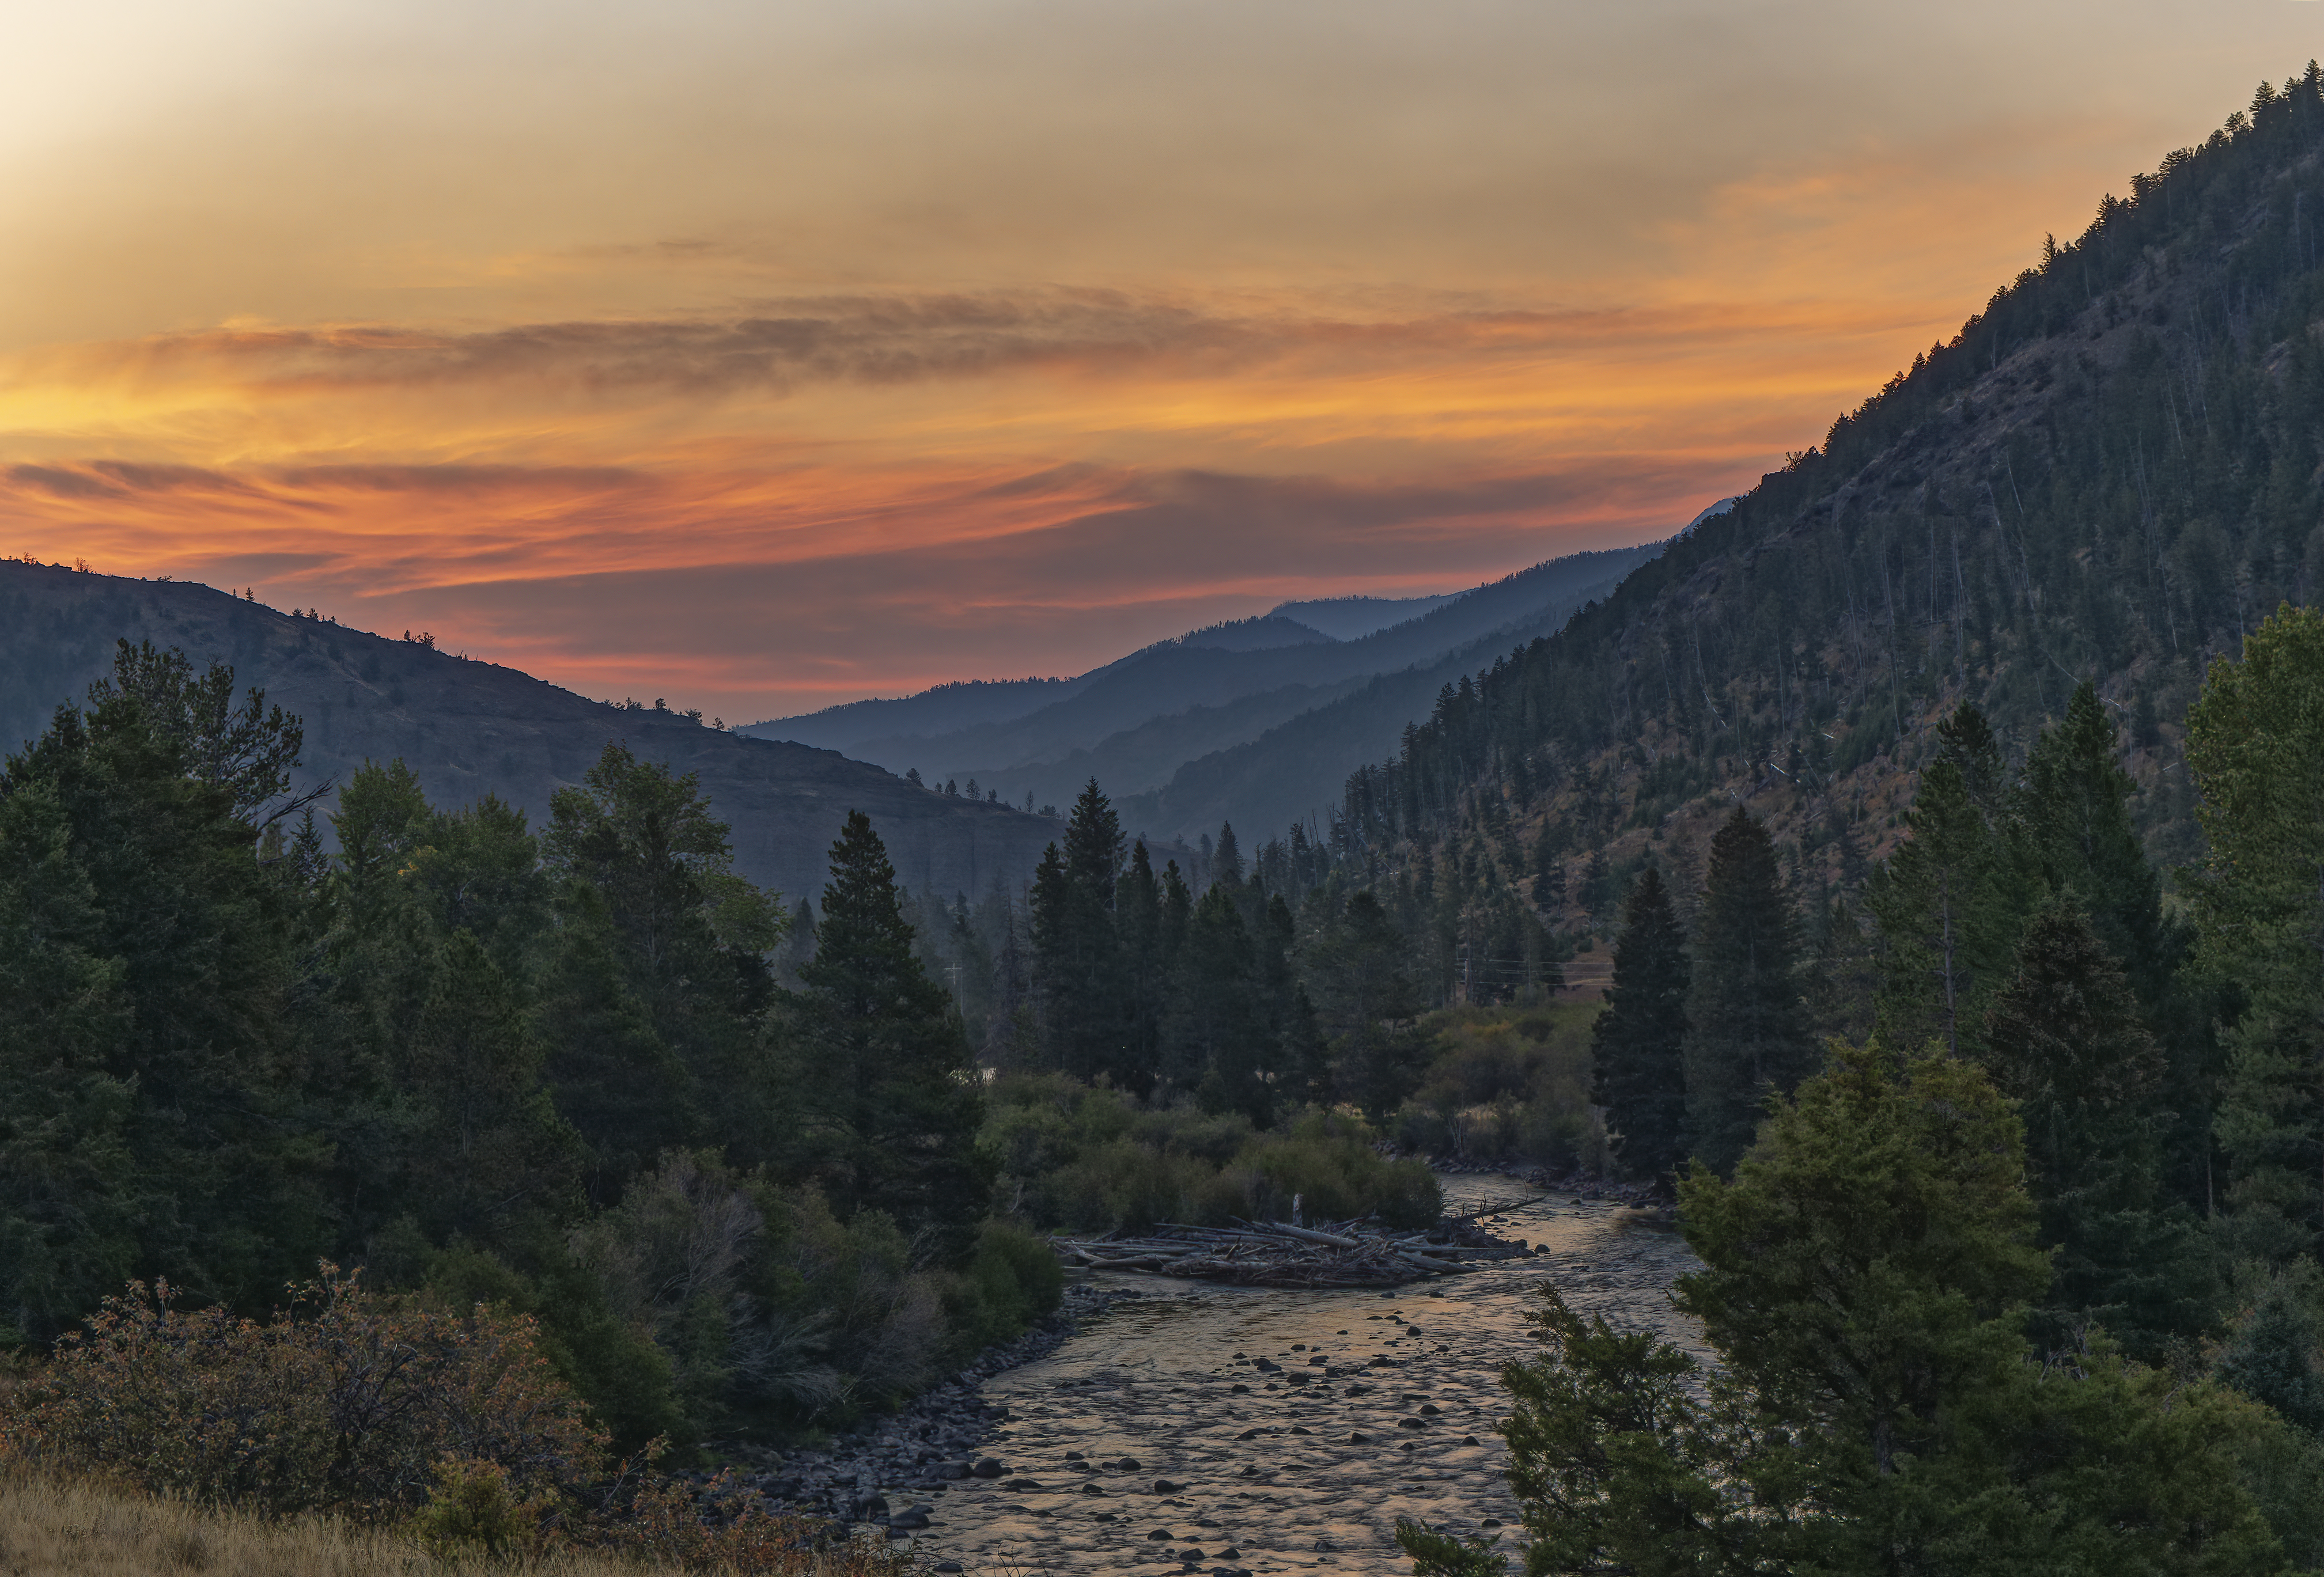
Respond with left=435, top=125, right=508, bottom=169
left=6, top=60, right=2324, bottom=1577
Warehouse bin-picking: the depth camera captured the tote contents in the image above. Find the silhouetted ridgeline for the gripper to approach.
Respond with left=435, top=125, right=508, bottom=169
left=0, top=563, right=1054, bottom=904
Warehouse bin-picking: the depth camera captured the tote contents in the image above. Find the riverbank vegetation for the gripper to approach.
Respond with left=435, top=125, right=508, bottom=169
left=0, top=640, right=1065, bottom=1555
left=1396, top=607, right=2324, bottom=1574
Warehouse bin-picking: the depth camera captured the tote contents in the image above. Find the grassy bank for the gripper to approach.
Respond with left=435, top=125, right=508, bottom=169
left=0, top=1467, right=919, bottom=1577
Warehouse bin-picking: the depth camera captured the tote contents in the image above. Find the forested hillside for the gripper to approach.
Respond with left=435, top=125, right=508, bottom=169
left=0, top=563, right=1054, bottom=904
left=1332, top=69, right=2324, bottom=980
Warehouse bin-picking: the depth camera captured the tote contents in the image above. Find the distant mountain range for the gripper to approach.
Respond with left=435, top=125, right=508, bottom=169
left=0, top=564, right=1054, bottom=906
left=741, top=544, right=1659, bottom=840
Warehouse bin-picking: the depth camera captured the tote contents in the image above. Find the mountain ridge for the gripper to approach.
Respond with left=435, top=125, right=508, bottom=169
left=0, top=563, right=1058, bottom=906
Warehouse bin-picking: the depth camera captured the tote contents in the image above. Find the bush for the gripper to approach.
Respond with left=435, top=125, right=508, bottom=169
left=1, top=1266, right=603, bottom=1519
left=985, top=1075, right=1442, bottom=1233
left=942, top=1219, right=1065, bottom=1352
left=1396, top=1002, right=1600, bottom=1169
left=409, top=1455, right=553, bottom=1560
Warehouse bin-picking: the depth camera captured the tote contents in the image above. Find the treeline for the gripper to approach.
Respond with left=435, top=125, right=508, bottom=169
left=0, top=640, right=1057, bottom=1449
left=889, top=784, right=1564, bottom=1131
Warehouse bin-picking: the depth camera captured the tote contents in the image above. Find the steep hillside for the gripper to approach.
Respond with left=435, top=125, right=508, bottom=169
left=1338, top=71, right=2324, bottom=954
left=0, top=563, right=1055, bottom=904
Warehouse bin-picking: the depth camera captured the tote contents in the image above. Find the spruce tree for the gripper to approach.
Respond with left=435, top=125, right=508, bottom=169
left=1867, top=715, right=2018, bottom=1057
left=1982, top=897, right=2215, bottom=1358
left=1213, top=821, right=1244, bottom=886
left=1114, top=840, right=1164, bottom=1097
left=3, top=654, right=312, bottom=1310
left=535, top=881, right=690, bottom=1200
left=1486, top=1043, right=2287, bottom=1575
left=0, top=777, right=137, bottom=1341
left=2188, top=606, right=2324, bottom=1263
left=1588, top=865, right=1690, bottom=1181
left=543, top=742, right=779, bottom=1082
left=1683, top=809, right=1814, bottom=1175
left=789, top=810, right=990, bottom=1253
left=399, top=929, right=581, bottom=1244
left=1532, top=820, right=1567, bottom=911
left=1169, top=884, right=1267, bottom=1123
left=2018, top=680, right=2215, bottom=1213
left=1030, top=779, right=1125, bottom=1082
left=1310, top=890, right=1424, bottom=1117
left=2016, top=683, right=2182, bottom=990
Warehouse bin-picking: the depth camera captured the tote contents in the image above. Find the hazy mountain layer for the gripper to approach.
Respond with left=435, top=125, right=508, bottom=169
left=1267, top=592, right=1462, bottom=640
left=1116, top=570, right=1630, bottom=841
left=754, top=546, right=1654, bottom=795
left=0, top=563, right=1055, bottom=905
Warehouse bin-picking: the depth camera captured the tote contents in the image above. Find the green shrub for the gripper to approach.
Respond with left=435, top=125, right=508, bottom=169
left=942, top=1219, right=1065, bottom=1352
left=410, top=1455, right=552, bottom=1560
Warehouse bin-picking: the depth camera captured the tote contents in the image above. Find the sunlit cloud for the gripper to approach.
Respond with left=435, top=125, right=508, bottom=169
left=2, top=0, right=2311, bottom=717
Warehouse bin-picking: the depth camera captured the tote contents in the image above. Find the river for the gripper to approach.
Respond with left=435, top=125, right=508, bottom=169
left=906, top=1177, right=1704, bottom=1576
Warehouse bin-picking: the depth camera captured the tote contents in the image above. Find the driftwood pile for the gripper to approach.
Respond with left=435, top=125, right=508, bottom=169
left=1049, top=1204, right=1540, bottom=1288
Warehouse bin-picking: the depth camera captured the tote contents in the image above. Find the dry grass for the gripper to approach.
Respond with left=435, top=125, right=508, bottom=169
left=0, top=1469, right=931, bottom=1577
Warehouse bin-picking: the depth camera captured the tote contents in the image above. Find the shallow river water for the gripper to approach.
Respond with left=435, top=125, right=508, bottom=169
left=906, top=1179, right=1704, bottom=1575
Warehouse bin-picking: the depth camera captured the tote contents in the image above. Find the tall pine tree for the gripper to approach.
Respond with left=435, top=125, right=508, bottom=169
left=2191, top=606, right=2324, bottom=1264
left=1684, top=808, right=1814, bottom=1176
left=1867, top=705, right=2019, bottom=1057
left=1982, top=897, right=2216, bottom=1359
left=788, top=811, right=990, bottom=1256
left=1588, top=866, right=1691, bottom=1181
left=1030, top=779, right=1125, bottom=1082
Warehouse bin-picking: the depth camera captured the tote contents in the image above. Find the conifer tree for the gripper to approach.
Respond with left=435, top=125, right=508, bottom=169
left=1867, top=706, right=2018, bottom=1058
left=1683, top=809, right=1814, bottom=1175
left=0, top=777, right=137, bottom=1341
left=1803, top=894, right=1879, bottom=1044
left=2017, top=682, right=2186, bottom=995
left=3, top=654, right=311, bottom=1310
left=1982, top=897, right=2215, bottom=1358
left=1532, top=820, right=1567, bottom=911
left=1114, top=840, right=1164, bottom=1097
left=1030, top=779, right=1125, bottom=1081
left=535, top=882, right=690, bottom=1200
left=1588, top=866, right=1690, bottom=1181
left=2189, top=606, right=2324, bottom=1264
left=1169, top=883, right=1267, bottom=1122
left=1310, top=890, right=1424, bottom=1117
left=1213, top=821, right=1244, bottom=887
left=789, top=810, right=989, bottom=1254
left=1486, top=1043, right=2285, bottom=1575
left=2017, top=681, right=2216, bottom=1212
left=544, top=742, right=779, bottom=1067
left=399, top=930, right=581, bottom=1244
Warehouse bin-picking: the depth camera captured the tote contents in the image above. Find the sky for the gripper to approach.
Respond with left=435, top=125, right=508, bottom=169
left=2, top=2, right=2317, bottom=721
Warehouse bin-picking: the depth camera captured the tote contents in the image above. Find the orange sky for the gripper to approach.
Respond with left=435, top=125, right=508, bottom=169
left=2, top=1, right=2315, bottom=719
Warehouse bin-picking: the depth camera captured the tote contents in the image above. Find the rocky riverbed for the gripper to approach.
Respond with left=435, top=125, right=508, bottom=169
left=755, top=1176, right=1704, bottom=1575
